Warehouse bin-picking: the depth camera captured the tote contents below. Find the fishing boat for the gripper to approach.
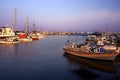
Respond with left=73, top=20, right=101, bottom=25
left=0, top=40, right=20, bottom=44
left=63, top=42, right=119, bottom=61
left=0, top=37, right=20, bottom=44
left=0, top=25, right=15, bottom=38
left=31, top=32, right=39, bottom=40
left=30, top=22, right=39, bottom=41
left=32, top=37, right=39, bottom=40
left=17, top=32, right=32, bottom=42
left=37, top=33, right=47, bottom=39
left=18, top=38, right=32, bottom=42
left=18, top=32, right=28, bottom=38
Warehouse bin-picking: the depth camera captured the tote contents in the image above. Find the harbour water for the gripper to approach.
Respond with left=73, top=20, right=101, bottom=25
left=0, top=35, right=120, bottom=80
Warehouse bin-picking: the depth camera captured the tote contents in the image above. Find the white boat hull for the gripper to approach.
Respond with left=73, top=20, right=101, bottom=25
left=18, top=38, right=32, bottom=42
left=0, top=41, right=20, bottom=44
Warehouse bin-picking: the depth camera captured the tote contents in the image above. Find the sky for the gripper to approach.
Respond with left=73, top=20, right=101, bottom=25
left=0, top=0, right=120, bottom=32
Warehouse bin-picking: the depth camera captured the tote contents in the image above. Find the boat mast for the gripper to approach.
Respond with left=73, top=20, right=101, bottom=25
left=40, top=27, right=43, bottom=34
left=33, top=21, right=35, bottom=32
left=13, top=8, right=17, bottom=32
left=106, top=24, right=111, bottom=50
left=106, top=24, right=109, bottom=35
left=25, top=17, right=29, bottom=33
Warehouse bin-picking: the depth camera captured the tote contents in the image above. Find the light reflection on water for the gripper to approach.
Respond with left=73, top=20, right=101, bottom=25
left=0, top=35, right=120, bottom=80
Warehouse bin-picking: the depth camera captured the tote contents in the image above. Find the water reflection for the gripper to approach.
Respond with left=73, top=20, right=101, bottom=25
left=115, top=54, right=120, bottom=64
left=0, top=44, right=16, bottom=58
left=63, top=53, right=119, bottom=80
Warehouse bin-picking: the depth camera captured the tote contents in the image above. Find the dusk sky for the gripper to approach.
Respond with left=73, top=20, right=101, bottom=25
left=0, top=0, right=120, bottom=32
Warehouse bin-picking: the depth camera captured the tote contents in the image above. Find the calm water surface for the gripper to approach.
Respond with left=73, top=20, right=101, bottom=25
left=0, top=35, right=120, bottom=80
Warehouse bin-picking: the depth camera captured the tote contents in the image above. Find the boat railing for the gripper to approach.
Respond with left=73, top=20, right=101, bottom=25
left=65, top=44, right=118, bottom=54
